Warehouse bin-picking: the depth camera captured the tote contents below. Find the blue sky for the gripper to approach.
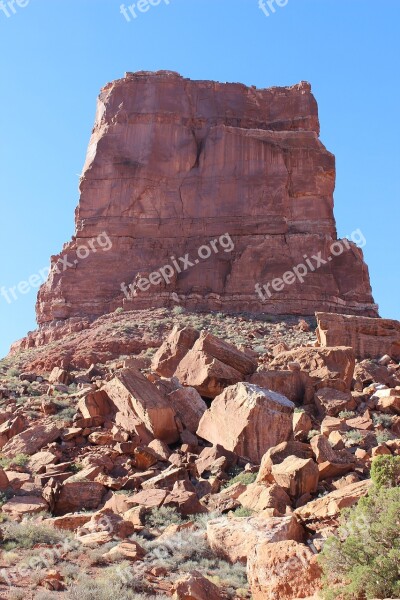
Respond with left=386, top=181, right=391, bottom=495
left=0, top=0, right=399, bottom=358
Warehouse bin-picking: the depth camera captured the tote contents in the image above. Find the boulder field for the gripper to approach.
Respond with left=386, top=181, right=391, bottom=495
left=0, top=310, right=399, bottom=598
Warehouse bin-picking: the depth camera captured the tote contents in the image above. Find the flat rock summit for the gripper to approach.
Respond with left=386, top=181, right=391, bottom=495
left=36, top=71, right=377, bottom=328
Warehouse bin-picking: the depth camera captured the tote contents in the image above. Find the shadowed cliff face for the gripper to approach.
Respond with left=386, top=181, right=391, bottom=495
left=36, top=71, right=377, bottom=325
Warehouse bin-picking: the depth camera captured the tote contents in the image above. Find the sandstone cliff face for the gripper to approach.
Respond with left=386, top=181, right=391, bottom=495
left=36, top=71, right=377, bottom=325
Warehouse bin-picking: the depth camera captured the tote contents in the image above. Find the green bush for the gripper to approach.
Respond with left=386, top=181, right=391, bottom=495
left=0, top=453, right=29, bottom=469
left=370, top=455, right=400, bottom=488
left=319, top=485, right=400, bottom=599
left=223, top=471, right=257, bottom=488
left=232, top=506, right=254, bottom=517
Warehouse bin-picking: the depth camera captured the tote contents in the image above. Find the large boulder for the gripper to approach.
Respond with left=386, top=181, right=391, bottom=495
left=175, top=351, right=243, bottom=398
left=2, top=419, right=63, bottom=457
left=173, top=571, right=223, bottom=600
left=316, top=312, right=400, bottom=361
left=247, top=540, right=322, bottom=600
left=249, top=370, right=313, bottom=404
left=0, top=467, right=9, bottom=491
left=295, top=479, right=372, bottom=522
left=175, top=332, right=257, bottom=398
left=206, top=515, right=304, bottom=563
left=167, top=385, right=208, bottom=433
left=238, top=483, right=291, bottom=515
left=271, top=456, right=319, bottom=498
left=77, top=389, right=114, bottom=419
left=0, top=415, right=26, bottom=449
left=270, top=346, right=355, bottom=390
left=103, top=367, right=179, bottom=443
left=197, top=383, right=294, bottom=463
left=152, top=326, right=200, bottom=377
left=257, top=442, right=314, bottom=484
left=53, top=481, right=106, bottom=516
left=314, top=387, right=356, bottom=417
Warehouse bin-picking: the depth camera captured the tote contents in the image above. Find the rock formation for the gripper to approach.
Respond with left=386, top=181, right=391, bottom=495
left=35, top=71, right=377, bottom=328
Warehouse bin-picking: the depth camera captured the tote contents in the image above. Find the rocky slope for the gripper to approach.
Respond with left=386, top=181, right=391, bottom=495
left=0, top=311, right=399, bottom=599
left=34, top=71, right=377, bottom=329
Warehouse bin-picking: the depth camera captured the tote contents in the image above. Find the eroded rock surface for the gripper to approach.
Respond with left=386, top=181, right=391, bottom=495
left=34, top=71, right=376, bottom=329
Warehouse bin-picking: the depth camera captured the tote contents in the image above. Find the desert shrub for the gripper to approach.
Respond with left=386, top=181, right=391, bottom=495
left=144, top=506, right=184, bottom=530
left=8, top=590, right=26, bottom=600
left=114, top=307, right=124, bottom=314
left=1, top=521, right=67, bottom=550
left=35, top=592, right=59, bottom=600
left=172, top=306, right=185, bottom=315
left=294, top=407, right=305, bottom=413
left=67, top=564, right=170, bottom=599
left=69, top=462, right=83, bottom=473
left=223, top=471, right=257, bottom=488
left=53, top=406, right=76, bottom=421
left=344, top=430, right=363, bottom=445
left=232, top=506, right=254, bottom=517
left=307, top=429, right=320, bottom=440
left=6, top=368, right=20, bottom=377
left=372, top=413, right=393, bottom=428
left=338, top=410, right=356, bottom=419
left=319, top=485, right=400, bottom=599
left=370, top=455, right=400, bottom=488
left=0, top=453, right=29, bottom=469
left=375, top=430, right=394, bottom=444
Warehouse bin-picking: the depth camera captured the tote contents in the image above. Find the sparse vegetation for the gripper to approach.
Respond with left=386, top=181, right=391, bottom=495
left=372, top=413, right=394, bottom=428
left=307, top=429, right=320, bottom=440
left=375, top=430, right=394, bottom=444
left=1, top=521, right=68, bottom=550
left=344, top=430, right=363, bottom=445
left=338, top=410, right=356, bottom=419
left=223, top=471, right=257, bottom=488
left=232, top=506, right=254, bottom=517
left=144, top=506, right=184, bottom=530
left=0, top=453, right=29, bottom=470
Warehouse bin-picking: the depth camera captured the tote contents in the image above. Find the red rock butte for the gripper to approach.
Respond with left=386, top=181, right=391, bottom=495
left=36, top=71, right=377, bottom=326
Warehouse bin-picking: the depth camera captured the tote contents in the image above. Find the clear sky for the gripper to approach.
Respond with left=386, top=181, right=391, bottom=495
left=0, top=0, right=399, bottom=358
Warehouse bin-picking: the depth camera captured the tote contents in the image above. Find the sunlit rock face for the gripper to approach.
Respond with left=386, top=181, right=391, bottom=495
left=36, top=71, right=377, bottom=325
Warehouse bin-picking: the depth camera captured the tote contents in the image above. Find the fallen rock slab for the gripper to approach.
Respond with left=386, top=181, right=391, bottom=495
left=53, top=480, right=106, bottom=516
left=197, top=382, right=294, bottom=463
left=295, top=479, right=372, bottom=522
left=152, top=326, right=200, bottom=377
left=247, top=540, right=322, bottom=600
left=316, top=312, right=400, bottom=361
left=270, top=346, right=355, bottom=390
left=103, top=367, right=179, bottom=443
left=206, top=515, right=304, bottom=563
left=2, top=419, right=63, bottom=457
